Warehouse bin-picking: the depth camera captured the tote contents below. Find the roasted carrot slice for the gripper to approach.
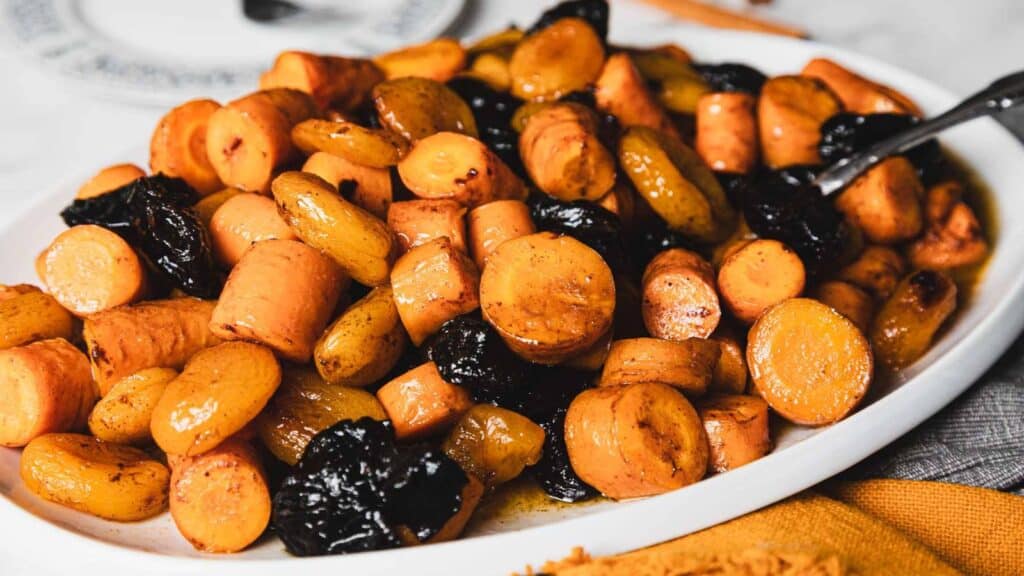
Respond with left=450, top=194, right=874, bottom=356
left=291, top=119, right=408, bottom=168
left=871, top=270, right=957, bottom=369
left=509, top=18, right=605, bottom=101
left=641, top=248, right=721, bottom=340
left=519, top=103, right=616, bottom=201
left=390, top=236, right=480, bottom=346
left=260, top=51, right=383, bottom=110
left=599, top=337, right=721, bottom=397
left=0, top=338, right=96, bottom=447
left=209, top=193, right=298, bottom=267
left=908, top=182, right=987, bottom=270
left=466, top=199, right=536, bottom=269
left=76, top=163, right=145, bottom=199
left=87, top=367, right=177, bottom=445
left=480, top=232, right=616, bottom=364
left=717, top=239, right=806, bottom=324
left=211, top=239, right=346, bottom=362
left=758, top=75, right=841, bottom=168
left=374, top=38, right=467, bottom=82
left=302, top=151, right=392, bottom=219
left=815, top=280, right=875, bottom=333
left=0, top=291, right=74, bottom=350
left=748, top=298, right=873, bottom=426
left=698, top=394, right=771, bottom=473
left=802, top=57, right=922, bottom=117
left=150, top=99, right=224, bottom=195
left=837, top=245, right=907, bottom=301
left=710, top=329, right=749, bottom=395
left=387, top=198, right=468, bottom=254
left=696, top=92, right=759, bottom=173
left=565, top=382, right=708, bottom=500
left=836, top=156, right=924, bottom=244
left=372, top=77, right=479, bottom=142
left=39, top=224, right=147, bottom=316
left=376, top=361, right=473, bottom=440
left=594, top=52, right=678, bottom=138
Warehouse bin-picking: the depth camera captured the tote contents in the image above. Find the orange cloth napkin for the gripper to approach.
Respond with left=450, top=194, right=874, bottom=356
left=535, top=479, right=1024, bottom=576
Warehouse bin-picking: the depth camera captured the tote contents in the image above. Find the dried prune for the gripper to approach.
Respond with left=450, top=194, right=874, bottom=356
left=714, top=172, right=752, bottom=206
left=528, top=193, right=628, bottom=273
left=530, top=404, right=597, bottom=502
left=60, top=175, right=219, bottom=298
left=693, top=63, right=767, bottom=95
left=446, top=76, right=526, bottom=176
left=272, top=418, right=469, bottom=556
left=818, top=112, right=941, bottom=180
left=527, top=0, right=609, bottom=42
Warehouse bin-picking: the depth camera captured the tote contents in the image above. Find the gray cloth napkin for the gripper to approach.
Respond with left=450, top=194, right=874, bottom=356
left=845, top=109, right=1024, bottom=495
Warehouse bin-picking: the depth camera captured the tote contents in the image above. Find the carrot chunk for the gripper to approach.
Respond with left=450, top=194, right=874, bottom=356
left=599, top=337, right=720, bottom=397
left=209, top=193, right=298, bottom=267
left=758, top=75, right=841, bottom=168
left=698, top=394, right=771, bottom=473
left=387, top=198, right=468, bottom=254
left=836, top=156, right=924, bottom=244
left=815, top=280, right=875, bottom=333
left=150, top=99, right=224, bottom=195
left=76, top=163, right=146, bottom=199
left=717, top=239, right=805, bottom=324
left=594, top=53, right=678, bottom=138
left=302, top=151, right=392, bottom=219
left=376, top=361, right=473, bottom=441
left=466, top=199, right=536, bottom=269
left=641, top=248, right=721, bottom=340
left=696, top=92, right=759, bottom=173
left=802, top=57, right=922, bottom=117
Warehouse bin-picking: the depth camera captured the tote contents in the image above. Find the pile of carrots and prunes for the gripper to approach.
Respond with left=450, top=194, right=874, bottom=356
left=0, top=0, right=989, bottom=557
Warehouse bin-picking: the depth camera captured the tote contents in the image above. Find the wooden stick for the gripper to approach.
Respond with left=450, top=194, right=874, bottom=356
left=636, top=0, right=809, bottom=39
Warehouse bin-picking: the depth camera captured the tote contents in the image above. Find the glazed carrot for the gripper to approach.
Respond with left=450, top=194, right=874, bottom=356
left=387, top=198, right=468, bottom=254
left=815, top=280, right=875, bottom=333
left=210, top=239, right=346, bottom=362
left=758, top=75, right=841, bottom=168
left=480, top=232, right=616, bottom=364
left=641, top=248, right=721, bottom=340
left=39, top=225, right=147, bottom=316
left=0, top=338, right=96, bottom=447
left=205, top=88, right=318, bottom=193
left=76, top=163, right=145, bottom=199
left=519, top=103, right=616, bottom=201
left=150, top=99, right=224, bottom=195
left=82, top=298, right=221, bottom=394
left=314, top=286, right=407, bottom=387
left=594, top=53, right=679, bottom=138
left=468, top=52, right=511, bottom=91
left=169, top=438, right=271, bottom=553
left=599, top=337, right=721, bottom=397
left=0, top=291, right=74, bottom=350
left=87, top=367, right=177, bottom=445
left=836, top=156, right=924, bottom=244
left=871, top=270, right=957, bottom=369
left=748, top=298, right=873, bottom=426
left=291, top=119, right=408, bottom=168
left=562, top=327, right=613, bottom=372
left=710, top=329, right=749, bottom=395
left=397, top=131, right=527, bottom=207
left=302, top=151, right=392, bottom=219
left=509, top=18, right=605, bottom=101
left=194, top=187, right=244, bottom=228
left=466, top=199, right=536, bottom=269
left=390, top=236, right=480, bottom=345
left=695, top=92, right=758, bottom=173
left=698, top=394, right=771, bottom=473
left=565, top=382, right=708, bottom=500
left=0, top=283, right=40, bottom=303
left=802, top=57, right=923, bottom=117
left=908, top=182, right=987, bottom=270
left=837, top=245, right=907, bottom=301
left=374, top=38, right=467, bottom=82
left=717, top=239, right=806, bottom=324
left=260, top=51, right=383, bottom=110
left=209, top=193, right=298, bottom=267
left=376, top=361, right=473, bottom=440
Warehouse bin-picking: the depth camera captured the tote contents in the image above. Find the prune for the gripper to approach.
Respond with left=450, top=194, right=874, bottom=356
left=424, top=313, right=533, bottom=408
left=714, top=171, right=753, bottom=206
left=528, top=193, right=628, bottom=273
left=818, top=112, right=941, bottom=180
left=388, top=166, right=416, bottom=203
left=530, top=404, right=597, bottom=502
left=60, top=175, right=219, bottom=298
left=742, top=169, right=846, bottom=274
left=527, top=0, right=609, bottom=42
left=272, top=418, right=469, bottom=556
left=446, top=76, right=526, bottom=176
left=693, top=63, right=767, bottom=95
left=628, top=219, right=696, bottom=272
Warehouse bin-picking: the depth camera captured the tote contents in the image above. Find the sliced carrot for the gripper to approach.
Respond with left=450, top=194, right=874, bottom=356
left=150, top=99, right=224, bottom=195
left=390, top=236, right=480, bottom=346
left=39, top=225, right=147, bottom=316
left=871, top=270, right=957, bottom=369
left=802, top=57, right=922, bottom=117
left=0, top=291, right=74, bottom=350
left=908, top=183, right=987, bottom=270
left=519, top=103, right=616, bottom=202
left=836, top=156, right=924, bottom=244
left=748, top=298, right=873, bottom=426
left=641, top=248, right=721, bottom=340
left=211, top=239, right=346, bottom=362
left=758, top=75, right=841, bottom=168
left=599, top=337, right=720, bottom=397
left=698, top=394, right=771, bottom=473
left=565, top=382, right=708, bottom=500
left=0, top=338, right=96, bottom=447
left=696, top=92, right=759, bottom=173
left=209, top=193, right=298, bottom=267
left=374, top=38, right=467, bottom=82
left=837, top=245, right=907, bottom=301
left=709, top=328, right=749, bottom=395
left=302, top=151, right=392, bottom=219
left=480, top=232, right=615, bottom=364
left=466, top=199, right=536, bottom=269
left=76, top=163, right=145, bottom=199
left=509, top=18, right=605, bottom=101
left=376, top=361, right=473, bottom=440
left=387, top=198, right=468, bottom=254
left=291, top=119, right=408, bottom=168
left=260, top=51, right=383, bottom=110
left=814, top=280, right=875, bottom=333
left=717, top=239, right=805, bottom=324
left=594, top=53, right=678, bottom=138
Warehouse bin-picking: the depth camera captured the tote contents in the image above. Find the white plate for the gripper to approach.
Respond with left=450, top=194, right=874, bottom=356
left=0, top=0, right=466, bottom=105
left=2, top=25, right=1024, bottom=576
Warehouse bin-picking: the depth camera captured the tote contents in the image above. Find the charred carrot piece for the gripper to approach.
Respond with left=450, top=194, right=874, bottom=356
left=871, top=270, right=957, bottom=369
left=519, top=103, right=616, bottom=202
left=836, top=156, right=924, bottom=244
left=641, top=248, right=721, bottom=340
left=594, top=53, right=679, bottom=138
left=908, top=181, right=987, bottom=270
left=387, top=198, right=468, bottom=254
left=815, top=280, right=875, bottom=333
left=837, top=245, right=907, bottom=301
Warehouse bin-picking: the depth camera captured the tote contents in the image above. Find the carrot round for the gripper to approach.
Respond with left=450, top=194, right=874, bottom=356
left=374, top=38, right=467, bottom=83
left=260, top=51, right=383, bottom=110
left=802, top=58, right=922, bottom=117
left=209, top=193, right=298, bottom=267
left=211, top=239, right=346, bottom=362
left=698, top=394, right=771, bottom=473
left=150, top=98, right=224, bottom=195
left=509, top=18, right=604, bottom=101
left=641, top=248, right=721, bottom=340
left=594, top=53, right=678, bottom=137
left=519, top=103, right=616, bottom=202
left=0, top=338, right=96, bottom=447
left=76, top=163, right=145, bottom=199
left=718, top=239, right=805, bottom=324
left=387, top=198, right=467, bottom=254
left=480, top=232, right=615, bottom=364
left=169, top=438, right=271, bottom=553
left=376, top=361, right=473, bottom=441
left=466, top=199, right=536, bottom=269
left=599, top=337, right=721, bottom=397
left=39, top=224, right=147, bottom=316
left=815, top=280, right=875, bottom=333
left=0, top=291, right=74, bottom=351
left=757, top=75, right=841, bottom=168
left=695, top=92, right=758, bottom=173
left=565, top=382, right=708, bottom=500
left=747, top=298, right=873, bottom=426
left=302, top=151, right=392, bottom=219
left=835, top=156, right=924, bottom=244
